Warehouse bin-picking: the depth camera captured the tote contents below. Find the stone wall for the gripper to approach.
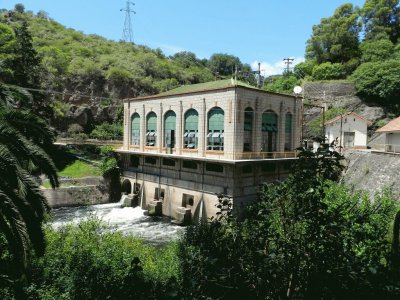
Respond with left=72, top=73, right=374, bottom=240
left=342, top=150, right=400, bottom=198
left=304, top=82, right=385, bottom=125
left=42, top=176, right=109, bottom=208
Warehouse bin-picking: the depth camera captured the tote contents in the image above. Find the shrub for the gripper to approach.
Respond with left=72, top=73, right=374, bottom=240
left=25, top=219, right=181, bottom=300
left=179, top=148, right=400, bottom=299
left=312, top=62, right=345, bottom=80
left=352, top=60, right=400, bottom=103
left=90, top=122, right=122, bottom=140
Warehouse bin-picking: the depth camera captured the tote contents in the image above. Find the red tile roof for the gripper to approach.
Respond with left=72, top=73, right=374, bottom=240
left=376, top=116, right=400, bottom=132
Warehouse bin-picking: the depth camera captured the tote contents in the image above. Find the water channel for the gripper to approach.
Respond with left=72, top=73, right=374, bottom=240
left=50, top=202, right=185, bottom=245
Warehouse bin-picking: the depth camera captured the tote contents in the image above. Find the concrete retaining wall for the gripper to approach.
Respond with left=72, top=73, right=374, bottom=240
left=42, top=176, right=109, bottom=208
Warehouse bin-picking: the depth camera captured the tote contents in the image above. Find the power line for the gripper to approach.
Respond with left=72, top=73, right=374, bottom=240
left=4, top=85, right=302, bottom=116
left=120, top=1, right=136, bottom=43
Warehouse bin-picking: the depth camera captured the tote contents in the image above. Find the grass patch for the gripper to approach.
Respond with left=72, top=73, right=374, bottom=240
left=58, top=160, right=101, bottom=178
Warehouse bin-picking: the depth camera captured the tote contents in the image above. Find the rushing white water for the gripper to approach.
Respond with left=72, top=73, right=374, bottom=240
left=50, top=202, right=185, bottom=245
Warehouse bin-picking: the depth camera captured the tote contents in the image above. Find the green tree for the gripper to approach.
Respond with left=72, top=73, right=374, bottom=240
left=361, top=0, right=400, bottom=43
left=99, top=145, right=121, bottom=202
left=14, top=4, right=25, bottom=14
left=180, top=147, right=400, bottom=299
left=293, top=60, right=316, bottom=79
left=0, top=23, right=15, bottom=61
left=312, top=62, right=346, bottom=80
left=360, top=38, right=394, bottom=62
left=352, top=60, right=400, bottom=102
left=207, top=53, right=241, bottom=77
left=172, top=51, right=203, bottom=68
left=10, top=21, right=41, bottom=88
left=263, top=74, right=299, bottom=94
left=306, top=4, right=361, bottom=66
left=0, top=84, right=58, bottom=299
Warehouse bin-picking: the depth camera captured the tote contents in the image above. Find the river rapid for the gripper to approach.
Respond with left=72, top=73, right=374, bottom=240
left=50, top=202, right=184, bottom=245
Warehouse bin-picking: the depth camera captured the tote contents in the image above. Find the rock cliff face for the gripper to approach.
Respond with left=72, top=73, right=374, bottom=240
left=52, top=104, right=120, bottom=132
left=342, top=150, right=400, bottom=198
left=304, top=82, right=385, bottom=124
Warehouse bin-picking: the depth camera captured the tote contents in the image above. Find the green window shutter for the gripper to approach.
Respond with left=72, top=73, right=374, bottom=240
left=208, top=107, right=224, bottom=131
left=184, top=109, right=198, bottom=131
left=244, top=108, right=253, bottom=131
left=164, top=111, right=176, bottom=130
left=131, top=113, right=140, bottom=131
left=147, top=112, right=157, bottom=131
left=262, top=111, right=278, bottom=132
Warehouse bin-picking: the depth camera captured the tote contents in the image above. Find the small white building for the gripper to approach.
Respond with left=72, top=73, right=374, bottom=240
left=324, top=112, right=369, bottom=149
left=376, top=116, right=400, bottom=153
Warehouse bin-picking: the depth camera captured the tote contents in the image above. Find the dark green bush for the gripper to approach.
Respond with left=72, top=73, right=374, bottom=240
left=25, top=219, right=181, bottom=300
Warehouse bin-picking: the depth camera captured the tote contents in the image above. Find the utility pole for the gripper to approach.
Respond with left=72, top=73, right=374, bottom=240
left=253, top=62, right=262, bottom=88
left=283, top=57, right=294, bottom=74
left=120, top=1, right=136, bottom=43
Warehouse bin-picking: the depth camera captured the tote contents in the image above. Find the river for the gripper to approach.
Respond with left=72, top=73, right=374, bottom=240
left=50, top=202, right=185, bottom=245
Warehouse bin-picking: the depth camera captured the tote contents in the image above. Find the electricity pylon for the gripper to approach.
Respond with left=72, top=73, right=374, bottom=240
left=120, top=1, right=136, bottom=43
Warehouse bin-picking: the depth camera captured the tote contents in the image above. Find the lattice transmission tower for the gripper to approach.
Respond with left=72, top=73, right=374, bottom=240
left=120, top=1, right=136, bottom=43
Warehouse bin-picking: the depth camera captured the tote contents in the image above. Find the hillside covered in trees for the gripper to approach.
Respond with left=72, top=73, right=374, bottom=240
left=0, top=5, right=255, bottom=102
left=0, top=1, right=399, bottom=137
left=265, top=0, right=400, bottom=108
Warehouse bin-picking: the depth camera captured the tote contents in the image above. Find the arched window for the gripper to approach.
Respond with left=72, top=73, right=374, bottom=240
left=285, top=113, right=293, bottom=150
left=243, top=107, right=253, bottom=152
left=164, top=110, right=176, bottom=148
left=184, top=109, right=198, bottom=149
left=207, top=107, right=224, bottom=151
left=131, top=113, right=140, bottom=145
left=146, top=112, right=157, bottom=146
left=261, top=110, right=278, bottom=152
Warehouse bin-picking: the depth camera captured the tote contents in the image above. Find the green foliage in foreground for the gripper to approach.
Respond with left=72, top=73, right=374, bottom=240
left=99, top=145, right=121, bottom=202
left=0, top=83, right=59, bottom=298
left=179, top=148, right=400, bottom=299
left=0, top=219, right=181, bottom=300
left=58, top=160, right=101, bottom=178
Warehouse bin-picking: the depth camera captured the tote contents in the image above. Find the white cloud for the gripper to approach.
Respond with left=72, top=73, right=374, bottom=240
left=251, top=57, right=305, bottom=77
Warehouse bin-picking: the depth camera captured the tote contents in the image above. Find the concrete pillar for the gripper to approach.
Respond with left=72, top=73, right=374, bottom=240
left=123, top=102, right=129, bottom=149
left=140, top=104, right=145, bottom=152
left=278, top=101, right=284, bottom=152
left=199, top=98, right=206, bottom=157
left=157, top=103, right=163, bottom=153
left=176, top=101, right=183, bottom=154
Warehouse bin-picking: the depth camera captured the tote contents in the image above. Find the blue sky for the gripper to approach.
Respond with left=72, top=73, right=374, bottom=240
left=2, top=0, right=366, bottom=75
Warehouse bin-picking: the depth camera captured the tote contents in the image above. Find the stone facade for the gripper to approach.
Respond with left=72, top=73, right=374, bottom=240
left=117, top=80, right=302, bottom=220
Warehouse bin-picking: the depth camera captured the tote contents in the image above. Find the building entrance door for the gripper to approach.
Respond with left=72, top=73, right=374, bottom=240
left=343, top=132, right=355, bottom=148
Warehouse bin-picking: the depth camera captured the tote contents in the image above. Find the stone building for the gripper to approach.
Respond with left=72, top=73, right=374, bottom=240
left=117, top=79, right=302, bottom=221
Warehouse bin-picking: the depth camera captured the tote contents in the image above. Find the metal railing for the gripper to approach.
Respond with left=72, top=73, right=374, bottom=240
left=56, top=138, right=123, bottom=148
left=235, top=151, right=298, bottom=160
left=122, top=147, right=299, bottom=160
left=370, top=144, right=400, bottom=153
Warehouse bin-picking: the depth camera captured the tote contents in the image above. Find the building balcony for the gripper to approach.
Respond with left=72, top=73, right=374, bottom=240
left=370, top=144, right=400, bottom=154
left=120, top=145, right=298, bottom=162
